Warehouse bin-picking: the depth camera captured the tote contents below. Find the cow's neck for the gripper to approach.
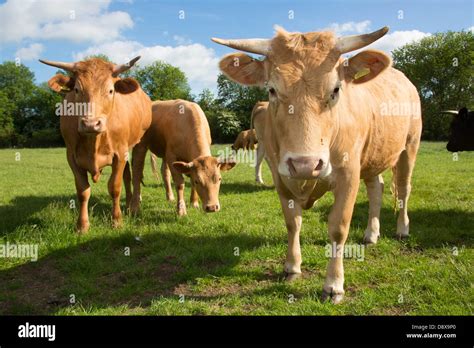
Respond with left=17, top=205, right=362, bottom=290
left=75, top=131, right=114, bottom=182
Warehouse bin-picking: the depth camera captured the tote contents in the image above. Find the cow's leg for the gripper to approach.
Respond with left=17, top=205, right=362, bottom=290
left=161, top=160, right=175, bottom=201
left=394, top=145, right=418, bottom=238
left=190, top=181, right=199, bottom=209
left=169, top=159, right=187, bottom=216
left=363, top=174, right=384, bottom=244
left=130, top=143, right=147, bottom=215
left=67, top=151, right=91, bottom=233
left=323, top=171, right=360, bottom=304
left=255, top=145, right=265, bottom=184
left=123, top=161, right=132, bottom=212
left=108, top=155, right=127, bottom=228
left=278, top=195, right=303, bottom=281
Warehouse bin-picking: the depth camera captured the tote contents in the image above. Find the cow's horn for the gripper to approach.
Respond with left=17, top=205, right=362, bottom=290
left=39, top=59, right=76, bottom=72
left=336, top=27, right=389, bottom=54
left=440, top=110, right=459, bottom=115
left=211, top=37, right=271, bottom=55
left=112, top=56, right=141, bottom=77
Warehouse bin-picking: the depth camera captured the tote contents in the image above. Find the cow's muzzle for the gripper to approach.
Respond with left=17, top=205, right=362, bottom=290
left=205, top=204, right=220, bottom=213
left=286, top=155, right=324, bottom=180
left=78, top=117, right=107, bottom=134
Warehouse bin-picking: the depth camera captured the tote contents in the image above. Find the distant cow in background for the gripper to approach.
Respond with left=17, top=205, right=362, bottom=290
left=251, top=101, right=269, bottom=184
left=231, top=102, right=269, bottom=183
left=442, top=108, right=474, bottom=152
left=40, top=56, right=152, bottom=233
left=232, top=129, right=257, bottom=151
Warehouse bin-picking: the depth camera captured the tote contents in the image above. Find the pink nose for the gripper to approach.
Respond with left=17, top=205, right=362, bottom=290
left=287, top=156, right=324, bottom=179
left=79, top=117, right=106, bottom=134
left=205, top=204, right=220, bottom=213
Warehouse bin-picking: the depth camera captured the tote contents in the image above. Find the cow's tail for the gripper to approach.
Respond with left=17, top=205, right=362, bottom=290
left=150, top=154, right=160, bottom=182
left=391, top=166, right=398, bottom=213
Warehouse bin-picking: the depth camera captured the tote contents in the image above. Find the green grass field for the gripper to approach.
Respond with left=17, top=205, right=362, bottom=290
left=0, top=142, right=472, bottom=315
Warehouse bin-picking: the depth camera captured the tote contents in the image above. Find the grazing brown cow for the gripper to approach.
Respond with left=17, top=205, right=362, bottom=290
left=40, top=57, right=152, bottom=233
left=213, top=26, right=422, bottom=303
left=130, top=99, right=236, bottom=216
left=251, top=101, right=269, bottom=184
left=232, top=129, right=257, bottom=151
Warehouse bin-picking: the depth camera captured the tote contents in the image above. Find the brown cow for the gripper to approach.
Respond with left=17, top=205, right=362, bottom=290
left=130, top=99, right=236, bottom=216
left=40, top=57, right=152, bottom=233
left=213, top=26, right=422, bottom=303
left=251, top=101, right=269, bottom=184
left=232, top=129, right=257, bottom=151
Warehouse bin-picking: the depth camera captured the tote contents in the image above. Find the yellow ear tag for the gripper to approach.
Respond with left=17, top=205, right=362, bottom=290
left=354, top=67, right=370, bottom=80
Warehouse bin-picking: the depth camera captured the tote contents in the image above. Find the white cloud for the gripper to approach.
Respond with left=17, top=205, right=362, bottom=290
left=0, top=0, right=133, bottom=43
left=468, top=26, right=474, bottom=33
left=324, top=21, right=430, bottom=54
left=326, top=20, right=372, bottom=35
left=368, top=30, right=431, bottom=53
left=73, top=41, right=220, bottom=93
left=15, top=43, right=44, bottom=61
left=172, top=35, right=192, bottom=45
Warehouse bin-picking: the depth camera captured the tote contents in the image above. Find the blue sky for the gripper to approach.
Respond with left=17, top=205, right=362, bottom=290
left=0, top=0, right=472, bottom=94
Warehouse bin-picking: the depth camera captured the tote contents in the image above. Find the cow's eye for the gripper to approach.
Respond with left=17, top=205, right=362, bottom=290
left=330, top=84, right=341, bottom=101
left=109, top=89, right=113, bottom=95
left=74, top=88, right=79, bottom=94
left=269, top=87, right=276, bottom=96
left=194, top=180, right=199, bottom=185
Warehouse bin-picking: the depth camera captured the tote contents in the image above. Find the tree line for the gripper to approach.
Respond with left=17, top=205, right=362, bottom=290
left=0, top=30, right=472, bottom=147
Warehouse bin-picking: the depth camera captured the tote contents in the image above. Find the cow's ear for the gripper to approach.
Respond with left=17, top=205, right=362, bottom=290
left=218, top=53, right=265, bottom=86
left=115, top=78, right=139, bottom=94
left=217, top=158, right=237, bottom=171
left=47, top=74, right=75, bottom=93
left=343, top=50, right=391, bottom=84
left=173, top=161, right=193, bottom=174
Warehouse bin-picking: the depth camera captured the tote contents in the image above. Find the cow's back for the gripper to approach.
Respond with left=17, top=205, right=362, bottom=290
left=252, top=101, right=268, bottom=143
left=149, top=100, right=212, bottom=161
left=340, top=67, right=422, bottom=178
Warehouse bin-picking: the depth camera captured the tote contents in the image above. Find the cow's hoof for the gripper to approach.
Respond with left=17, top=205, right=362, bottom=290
left=256, top=179, right=264, bottom=184
left=112, top=218, right=123, bottom=228
left=76, top=223, right=89, bottom=234
left=321, top=289, right=345, bottom=304
left=177, top=209, right=187, bottom=216
left=396, top=233, right=409, bottom=240
left=363, top=230, right=380, bottom=244
left=284, top=272, right=302, bottom=282
left=191, top=202, right=200, bottom=209
left=166, top=196, right=175, bottom=202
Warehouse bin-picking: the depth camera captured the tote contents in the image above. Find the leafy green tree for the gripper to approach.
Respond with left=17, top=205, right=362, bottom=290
left=392, top=30, right=474, bottom=140
left=0, top=61, right=36, bottom=144
left=0, top=90, right=15, bottom=146
left=216, top=74, right=268, bottom=129
left=23, top=82, right=63, bottom=146
left=196, top=88, right=233, bottom=142
left=133, top=61, right=191, bottom=101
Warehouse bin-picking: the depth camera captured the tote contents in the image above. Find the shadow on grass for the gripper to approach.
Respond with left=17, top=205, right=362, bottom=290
left=0, top=194, right=179, bottom=237
left=219, top=181, right=274, bottom=195
left=0, top=195, right=112, bottom=237
left=0, top=230, right=270, bottom=315
left=316, top=201, right=474, bottom=248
